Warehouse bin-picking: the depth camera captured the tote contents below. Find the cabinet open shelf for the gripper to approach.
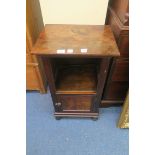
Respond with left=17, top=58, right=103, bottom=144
left=55, top=64, right=97, bottom=95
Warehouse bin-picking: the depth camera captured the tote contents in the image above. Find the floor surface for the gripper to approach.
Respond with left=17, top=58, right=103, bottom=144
left=26, top=90, right=129, bottom=155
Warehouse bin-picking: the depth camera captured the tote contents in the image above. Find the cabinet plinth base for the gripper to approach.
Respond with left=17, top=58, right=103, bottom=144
left=54, top=112, right=99, bottom=119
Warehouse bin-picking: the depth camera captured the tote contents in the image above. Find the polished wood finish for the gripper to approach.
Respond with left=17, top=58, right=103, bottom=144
left=26, top=0, right=47, bottom=93
left=57, top=95, right=94, bottom=112
left=93, top=58, right=111, bottom=112
left=117, top=33, right=129, bottom=58
left=31, top=25, right=120, bottom=57
left=104, top=81, right=128, bottom=100
left=103, top=0, right=129, bottom=106
left=106, top=8, right=129, bottom=58
left=108, top=0, right=129, bottom=26
left=42, top=58, right=57, bottom=110
left=26, top=64, right=40, bottom=90
left=32, top=25, right=119, bottom=119
left=100, top=100, right=123, bottom=107
left=54, top=112, right=99, bottom=118
left=102, top=58, right=129, bottom=101
left=106, top=9, right=129, bottom=58
left=112, top=59, right=129, bottom=81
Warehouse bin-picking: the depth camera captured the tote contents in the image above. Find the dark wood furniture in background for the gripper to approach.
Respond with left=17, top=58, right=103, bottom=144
left=26, top=0, right=47, bottom=93
left=101, top=0, right=129, bottom=107
left=31, top=25, right=120, bottom=119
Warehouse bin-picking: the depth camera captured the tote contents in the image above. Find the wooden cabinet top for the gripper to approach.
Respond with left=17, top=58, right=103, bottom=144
left=31, top=24, right=120, bottom=57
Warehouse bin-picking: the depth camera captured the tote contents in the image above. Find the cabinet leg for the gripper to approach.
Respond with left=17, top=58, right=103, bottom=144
left=55, top=117, right=61, bottom=120
left=91, top=117, right=98, bottom=121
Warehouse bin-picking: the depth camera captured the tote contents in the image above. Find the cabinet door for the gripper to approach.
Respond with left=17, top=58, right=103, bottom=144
left=57, top=95, right=95, bottom=112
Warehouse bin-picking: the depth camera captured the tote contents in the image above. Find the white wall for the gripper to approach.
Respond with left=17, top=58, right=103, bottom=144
left=39, top=0, right=109, bottom=25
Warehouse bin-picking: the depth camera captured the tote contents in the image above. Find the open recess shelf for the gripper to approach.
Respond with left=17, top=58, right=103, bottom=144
left=55, top=64, right=98, bottom=95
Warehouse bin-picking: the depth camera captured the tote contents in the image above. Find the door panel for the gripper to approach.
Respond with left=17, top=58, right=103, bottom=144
left=57, top=95, right=95, bottom=112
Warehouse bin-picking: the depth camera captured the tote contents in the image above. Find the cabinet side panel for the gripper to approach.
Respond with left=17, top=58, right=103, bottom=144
left=102, top=0, right=129, bottom=107
left=26, top=0, right=47, bottom=92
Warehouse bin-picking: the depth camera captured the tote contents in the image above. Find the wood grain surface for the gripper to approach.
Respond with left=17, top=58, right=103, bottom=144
left=31, top=24, right=120, bottom=57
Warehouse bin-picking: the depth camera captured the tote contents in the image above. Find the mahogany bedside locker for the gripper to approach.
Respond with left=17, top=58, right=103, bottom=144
left=31, top=24, right=120, bottom=120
